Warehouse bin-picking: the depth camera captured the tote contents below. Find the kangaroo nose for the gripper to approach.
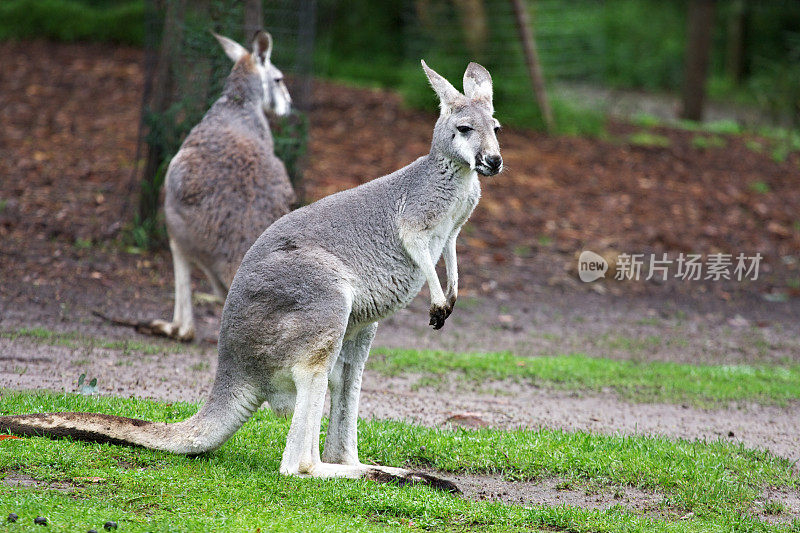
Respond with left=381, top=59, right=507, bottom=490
left=485, top=155, right=502, bottom=171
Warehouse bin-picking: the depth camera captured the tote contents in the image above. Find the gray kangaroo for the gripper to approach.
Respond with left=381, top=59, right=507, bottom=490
left=0, top=61, right=502, bottom=490
left=149, top=31, right=296, bottom=342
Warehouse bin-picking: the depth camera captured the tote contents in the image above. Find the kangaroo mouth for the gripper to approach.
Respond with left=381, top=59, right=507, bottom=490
left=476, top=164, right=502, bottom=176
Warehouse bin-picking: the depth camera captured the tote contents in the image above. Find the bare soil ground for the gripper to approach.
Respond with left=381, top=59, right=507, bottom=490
left=1, top=41, right=799, bottom=508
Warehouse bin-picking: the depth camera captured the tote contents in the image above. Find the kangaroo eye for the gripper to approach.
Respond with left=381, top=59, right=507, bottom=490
left=274, top=77, right=283, bottom=84
left=457, top=126, right=472, bottom=134
left=494, top=126, right=501, bottom=133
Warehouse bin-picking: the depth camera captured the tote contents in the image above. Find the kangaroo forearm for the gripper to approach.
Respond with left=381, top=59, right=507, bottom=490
left=400, top=235, right=446, bottom=305
left=443, top=237, right=459, bottom=299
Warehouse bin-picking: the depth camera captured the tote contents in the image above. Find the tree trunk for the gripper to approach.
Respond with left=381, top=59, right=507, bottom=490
left=138, top=0, right=186, bottom=229
left=509, top=0, right=554, bottom=132
left=244, top=0, right=263, bottom=38
left=725, top=0, right=746, bottom=85
left=681, top=0, right=716, bottom=121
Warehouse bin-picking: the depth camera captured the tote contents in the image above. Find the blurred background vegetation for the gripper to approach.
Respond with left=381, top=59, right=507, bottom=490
left=2, top=0, right=798, bottom=129
left=1, top=0, right=798, bottom=246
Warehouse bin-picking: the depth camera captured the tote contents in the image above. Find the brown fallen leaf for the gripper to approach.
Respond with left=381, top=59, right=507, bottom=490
left=445, top=413, right=488, bottom=428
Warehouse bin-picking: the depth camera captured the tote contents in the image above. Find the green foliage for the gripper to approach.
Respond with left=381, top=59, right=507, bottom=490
left=316, top=1, right=605, bottom=135
left=124, top=211, right=167, bottom=250
left=0, top=390, right=797, bottom=531
left=600, top=0, right=687, bottom=91
left=2, top=0, right=798, bottom=136
left=0, top=0, right=144, bottom=45
left=271, top=113, right=309, bottom=191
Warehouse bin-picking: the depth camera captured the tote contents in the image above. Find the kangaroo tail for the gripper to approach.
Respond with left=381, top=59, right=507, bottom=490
left=0, top=381, right=263, bottom=455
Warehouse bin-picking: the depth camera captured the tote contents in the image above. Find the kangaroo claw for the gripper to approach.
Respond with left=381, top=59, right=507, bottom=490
left=429, top=305, right=449, bottom=329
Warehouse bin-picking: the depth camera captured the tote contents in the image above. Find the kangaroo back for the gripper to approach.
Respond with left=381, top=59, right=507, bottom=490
left=165, top=33, right=296, bottom=288
left=149, top=31, right=297, bottom=341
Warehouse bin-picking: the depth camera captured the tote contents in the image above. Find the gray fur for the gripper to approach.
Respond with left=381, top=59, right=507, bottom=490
left=151, top=31, right=295, bottom=341
left=0, top=61, right=501, bottom=491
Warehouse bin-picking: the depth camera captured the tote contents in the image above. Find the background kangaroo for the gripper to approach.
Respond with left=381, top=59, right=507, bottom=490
left=149, top=31, right=296, bottom=342
left=0, top=60, right=502, bottom=490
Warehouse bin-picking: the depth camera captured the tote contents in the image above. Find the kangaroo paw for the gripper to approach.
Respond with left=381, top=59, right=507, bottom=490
left=429, top=305, right=449, bottom=330
left=365, top=469, right=461, bottom=494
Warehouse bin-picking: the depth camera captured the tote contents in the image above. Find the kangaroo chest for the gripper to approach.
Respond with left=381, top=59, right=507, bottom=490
left=347, top=170, right=481, bottom=330
left=427, top=174, right=481, bottom=257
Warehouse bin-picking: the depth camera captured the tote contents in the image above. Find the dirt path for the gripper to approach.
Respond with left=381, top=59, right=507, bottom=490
left=2, top=295, right=799, bottom=464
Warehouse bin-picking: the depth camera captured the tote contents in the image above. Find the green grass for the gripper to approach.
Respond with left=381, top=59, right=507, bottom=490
left=691, top=135, right=727, bottom=150
left=0, top=327, right=186, bottom=357
left=0, top=391, right=797, bottom=532
left=749, top=181, right=772, bottom=194
left=369, top=349, right=800, bottom=408
left=628, top=132, right=671, bottom=148
left=6, top=326, right=800, bottom=408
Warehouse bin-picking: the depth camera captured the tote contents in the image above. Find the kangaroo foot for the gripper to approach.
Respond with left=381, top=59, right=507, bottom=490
left=146, top=320, right=195, bottom=342
left=429, top=304, right=453, bottom=330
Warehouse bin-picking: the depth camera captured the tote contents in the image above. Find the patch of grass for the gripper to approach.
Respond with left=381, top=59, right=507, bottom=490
left=632, top=112, right=662, bottom=128
left=537, top=235, right=553, bottom=246
left=749, top=181, right=772, bottom=194
left=763, top=500, right=787, bottom=516
left=512, top=244, right=531, bottom=257
left=0, top=391, right=796, bottom=531
left=745, top=139, right=764, bottom=153
left=675, top=119, right=742, bottom=136
left=369, top=349, right=800, bottom=407
left=0, top=327, right=81, bottom=349
left=599, top=334, right=662, bottom=352
left=691, top=135, right=727, bottom=150
left=702, top=119, right=742, bottom=136
left=628, top=132, right=671, bottom=148
left=756, top=126, right=800, bottom=163
left=0, top=327, right=185, bottom=356
left=73, top=237, right=93, bottom=250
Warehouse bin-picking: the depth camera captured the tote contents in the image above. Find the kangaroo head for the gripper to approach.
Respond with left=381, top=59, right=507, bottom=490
left=213, top=31, right=292, bottom=117
left=422, top=60, right=502, bottom=176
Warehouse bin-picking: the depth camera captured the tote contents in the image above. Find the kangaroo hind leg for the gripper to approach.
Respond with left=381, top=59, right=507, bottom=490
left=277, top=322, right=460, bottom=492
left=150, top=237, right=195, bottom=341
left=323, top=322, right=377, bottom=466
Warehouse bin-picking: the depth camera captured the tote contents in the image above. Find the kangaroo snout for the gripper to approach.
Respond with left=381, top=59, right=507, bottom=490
left=477, top=153, right=503, bottom=176
left=485, top=154, right=502, bottom=171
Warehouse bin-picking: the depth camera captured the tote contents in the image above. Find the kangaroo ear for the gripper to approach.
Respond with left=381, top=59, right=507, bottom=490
left=252, top=30, right=273, bottom=65
left=213, top=32, right=247, bottom=62
left=421, top=59, right=462, bottom=111
left=463, top=62, right=493, bottom=112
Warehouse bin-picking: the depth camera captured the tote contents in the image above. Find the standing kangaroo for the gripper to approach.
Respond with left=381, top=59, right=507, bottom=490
left=149, top=31, right=296, bottom=342
left=0, top=61, right=502, bottom=490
